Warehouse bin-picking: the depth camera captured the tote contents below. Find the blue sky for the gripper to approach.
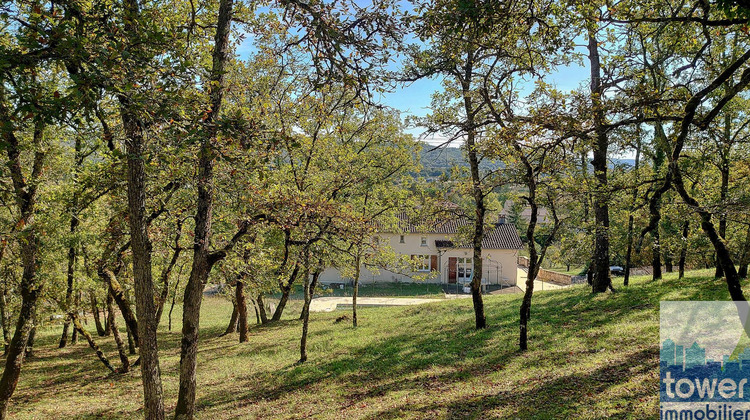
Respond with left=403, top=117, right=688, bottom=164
left=381, top=64, right=589, bottom=146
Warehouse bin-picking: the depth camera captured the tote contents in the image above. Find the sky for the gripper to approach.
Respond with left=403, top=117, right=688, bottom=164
left=234, top=7, right=593, bottom=150
left=379, top=63, right=589, bottom=146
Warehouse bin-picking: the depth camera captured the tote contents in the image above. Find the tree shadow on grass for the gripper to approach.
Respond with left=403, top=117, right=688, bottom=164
left=194, top=319, right=513, bottom=413
left=356, top=347, right=657, bottom=420
left=191, top=276, right=669, bottom=418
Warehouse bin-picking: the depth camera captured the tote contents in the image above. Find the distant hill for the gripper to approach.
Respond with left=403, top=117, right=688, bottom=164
left=611, top=158, right=636, bottom=168
left=417, top=143, right=636, bottom=178
left=418, top=144, right=503, bottom=178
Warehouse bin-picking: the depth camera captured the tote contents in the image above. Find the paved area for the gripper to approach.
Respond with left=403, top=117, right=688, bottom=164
left=516, top=267, right=569, bottom=292
left=309, top=296, right=444, bottom=312
left=304, top=267, right=568, bottom=312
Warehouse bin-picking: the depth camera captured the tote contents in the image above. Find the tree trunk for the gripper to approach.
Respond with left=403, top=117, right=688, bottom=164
left=0, top=289, right=10, bottom=354
left=679, top=221, right=689, bottom=279
left=299, top=265, right=312, bottom=364
left=623, top=131, right=641, bottom=287
left=272, top=269, right=296, bottom=322
left=221, top=302, right=238, bottom=337
left=156, top=228, right=181, bottom=327
left=352, top=251, right=361, bottom=328
left=588, top=30, right=612, bottom=293
left=272, top=288, right=291, bottom=322
left=516, top=163, right=561, bottom=351
left=104, top=293, right=113, bottom=337
left=24, top=321, right=36, bottom=359
left=101, top=269, right=139, bottom=345
left=0, top=242, right=40, bottom=419
left=175, top=202, right=212, bottom=419
left=460, top=46, right=487, bottom=329
left=169, top=267, right=183, bottom=332
left=60, top=219, right=80, bottom=348
left=665, top=255, right=673, bottom=273
left=175, top=0, right=234, bottom=417
left=588, top=29, right=611, bottom=293
left=738, top=224, right=750, bottom=279
left=90, top=293, right=106, bottom=336
left=257, top=294, right=269, bottom=324
left=300, top=268, right=320, bottom=324
left=672, top=166, right=745, bottom=302
left=59, top=319, right=72, bottom=349
left=644, top=122, right=668, bottom=282
left=119, top=0, right=165, bottom=414
left=519, top=258, right=536, bottom=351
left=715, top=160, right=729, bottom=279
left=71, top=314, right=115, bottom=373
left=236, top=279, right=248, bottom=343
left=107, top=293, right=130, bottom=373
left=520, top=198, right=538, bottom=351
left=652, top=227, right=662, bottom=280
left=0, top=115, right=45, bottom=419
left=624, top=214, right=635, bottom=287
left=251, top=298, right=260, bottom=325
left=126, top=325, right=136, bottom=355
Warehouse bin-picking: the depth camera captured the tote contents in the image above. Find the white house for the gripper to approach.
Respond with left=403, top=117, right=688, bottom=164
left=319, top=213, right=524, bottom=286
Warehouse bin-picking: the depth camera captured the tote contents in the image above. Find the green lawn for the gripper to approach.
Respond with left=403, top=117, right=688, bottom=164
left=319, top=282, right=446, bottom=298
left=276, top=282, right=446, bottom=300
left=6, top=269, right=740, bottom=419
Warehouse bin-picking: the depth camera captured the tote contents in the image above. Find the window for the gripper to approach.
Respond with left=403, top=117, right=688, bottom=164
left=399, top=235, right=405, bottom=243
left=457, top=257, right=473, bottom=282
left=414, top=254, right=431, bottom=272
left=420, top=236, right=427, bottom=246
left=372, top=236, right=380, bottom=245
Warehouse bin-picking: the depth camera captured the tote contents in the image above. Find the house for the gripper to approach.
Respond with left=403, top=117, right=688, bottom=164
left=319, top=213, right=523, bottom=286
left=502, top=199, right=550, bottom=224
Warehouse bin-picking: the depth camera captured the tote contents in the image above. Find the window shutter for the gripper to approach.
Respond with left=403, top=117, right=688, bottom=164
left=430, top=255, right=438, bottom=271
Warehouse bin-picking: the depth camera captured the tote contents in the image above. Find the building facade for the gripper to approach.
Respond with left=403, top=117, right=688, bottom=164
left=319, top=215, right=524, bottom=286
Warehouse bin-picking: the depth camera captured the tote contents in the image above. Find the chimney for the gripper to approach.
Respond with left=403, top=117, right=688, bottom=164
left=497, top=214, right=506, bottom=225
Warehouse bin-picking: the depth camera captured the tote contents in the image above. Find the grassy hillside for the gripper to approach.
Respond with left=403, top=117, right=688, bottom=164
left=6, top=269, right=742, bottom=419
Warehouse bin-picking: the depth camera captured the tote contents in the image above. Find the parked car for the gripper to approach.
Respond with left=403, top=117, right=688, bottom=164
left=609, top=266, right=625, bottom=276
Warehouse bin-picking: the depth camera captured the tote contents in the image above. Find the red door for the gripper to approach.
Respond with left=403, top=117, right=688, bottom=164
left=448, top=257, right=457, bottom=283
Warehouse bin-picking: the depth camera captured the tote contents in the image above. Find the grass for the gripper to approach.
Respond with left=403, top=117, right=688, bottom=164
left=5, top=269, right=741, bottom=419
left=274, top=282, right=446, bottom=300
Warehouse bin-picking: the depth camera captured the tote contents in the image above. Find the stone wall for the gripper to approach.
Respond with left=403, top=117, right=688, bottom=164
left=517, top=256, right=573, bottom=285
left=536, top=268, right=573, bottom=285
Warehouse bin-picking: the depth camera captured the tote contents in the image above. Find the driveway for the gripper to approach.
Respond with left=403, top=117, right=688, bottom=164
left=309, top=296, right=443, bottom=312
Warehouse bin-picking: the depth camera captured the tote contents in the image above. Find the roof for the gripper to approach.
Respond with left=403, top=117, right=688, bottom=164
left=380, top=211, right=524, bottom=250
left=502, top=200, right=550, bottom=223
left=480, top=224, right=524, bottom=250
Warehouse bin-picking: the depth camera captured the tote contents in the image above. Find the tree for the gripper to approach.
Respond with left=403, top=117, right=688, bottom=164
left=174, top=0, right=236, bottom=416
left=611, top=0, right=750, bottom=301
left=0, top=101, right=47, bottom=419
left=406, top=0, right=568, bottom=328
left=586, top=23, right=614, bottom=293
left=491, top=116, right=568, bottom=350
left=0, top=12, right=68, bottom=411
